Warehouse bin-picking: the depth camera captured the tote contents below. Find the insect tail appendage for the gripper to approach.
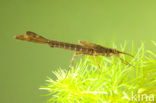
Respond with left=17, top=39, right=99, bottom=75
left=15, top=31, right=50, bottom=44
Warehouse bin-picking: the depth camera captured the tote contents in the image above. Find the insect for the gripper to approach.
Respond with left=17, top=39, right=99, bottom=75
left=15, top=31, right=133, bottom=77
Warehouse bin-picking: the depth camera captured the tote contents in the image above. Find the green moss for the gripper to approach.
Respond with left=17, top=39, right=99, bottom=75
left=40, top=41, right=156, bottom=103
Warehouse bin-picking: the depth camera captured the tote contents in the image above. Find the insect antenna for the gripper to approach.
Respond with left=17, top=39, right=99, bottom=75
left=119, top=51, right=134, bottom=57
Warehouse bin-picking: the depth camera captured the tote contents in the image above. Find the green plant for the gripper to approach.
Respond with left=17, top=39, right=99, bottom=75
left=40, top=41, right=156, bottom=103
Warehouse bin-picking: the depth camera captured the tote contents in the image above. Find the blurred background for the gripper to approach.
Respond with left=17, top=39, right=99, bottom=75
left=0, top=0, right=156, bottom=103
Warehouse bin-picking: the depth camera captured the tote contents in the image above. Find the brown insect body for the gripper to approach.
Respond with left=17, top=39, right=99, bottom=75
left=49, top=40, right=126, bottom=57
left=16, top=31, right=123, bottom=57
left=15, top=31, right=133, bottom=77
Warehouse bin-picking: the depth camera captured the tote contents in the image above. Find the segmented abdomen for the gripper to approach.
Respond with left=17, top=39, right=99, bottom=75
left=48, top=40, right=94, bottom=55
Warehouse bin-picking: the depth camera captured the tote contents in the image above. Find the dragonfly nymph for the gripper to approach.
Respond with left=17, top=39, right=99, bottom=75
left=16, top=31, right=133, bottom=77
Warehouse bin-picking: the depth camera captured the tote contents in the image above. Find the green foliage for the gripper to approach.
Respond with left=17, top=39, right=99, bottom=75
left=40, top=42, right=156, bottom=103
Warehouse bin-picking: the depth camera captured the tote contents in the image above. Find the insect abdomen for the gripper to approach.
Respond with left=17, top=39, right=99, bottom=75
left=49, top=40, right=94, bottom=55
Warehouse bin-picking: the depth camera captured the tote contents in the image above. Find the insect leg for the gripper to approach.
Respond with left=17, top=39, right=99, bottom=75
left=117, top=55, right=135, bottom=68
left=69, top=53, right=79, bottom=68
left=93, top=55, right=101, bottom=74
left=65, top=52, right=79, bottom=78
